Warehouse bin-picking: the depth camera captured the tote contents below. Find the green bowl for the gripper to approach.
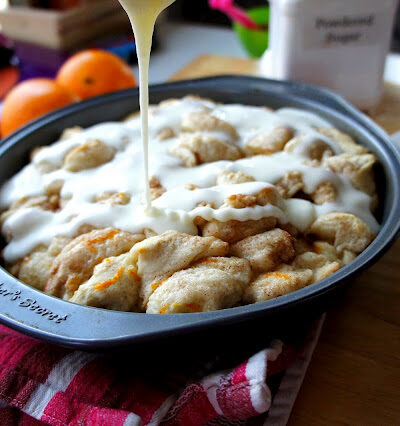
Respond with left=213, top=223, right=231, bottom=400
left=233, top=6, right=269, bottom=58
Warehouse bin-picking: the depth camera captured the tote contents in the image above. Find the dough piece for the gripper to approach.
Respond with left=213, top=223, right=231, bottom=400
left=246, top=126, right=294, bottom=155
left=171, top=134, right=242, bottom=166
left=275, top=171, right=304, bottom=199
left=69, top=254, right=141, bottom=311
left=310, top=181, right=337, bottom=205
left=307, top=212, right=374, bottom=254
left=230, top=229, right=295, bottom=272
left=147, top=257, right=251, bottom=314
left=285, top=136, right=334, bottom=163
left=64, top=139, right=115, bottom=172
left=181, top=111, right=238, bottom=140
left=45, top=228, right=144, bottom=298
left=325, top=153, right=376, bottom=195
left=244, top=267, right=313, bottom=303
left=1, top=195, right=59, bottom=227
left=292, top=252, right=340, bottom=282
left=317, top=128, right=368, bottom=155
left=94, top=192, right=131, bottom=205
left=200, top=217, right=278, bottom=244
left=216, top=170, right=255, bottom=185
left=17, top=236, right=71, bottom=291
left=128, top=231, right=229, bottom=309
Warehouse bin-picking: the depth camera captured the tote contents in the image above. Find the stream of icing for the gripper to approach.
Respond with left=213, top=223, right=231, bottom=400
left=118, top=0, right=176, bottom=210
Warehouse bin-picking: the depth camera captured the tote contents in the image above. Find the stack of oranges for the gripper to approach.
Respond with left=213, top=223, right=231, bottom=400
left=1, top=50, right=137, bottom=137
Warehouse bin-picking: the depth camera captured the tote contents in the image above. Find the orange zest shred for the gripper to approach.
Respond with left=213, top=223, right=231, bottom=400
left=261, top=187, right=274, bottom=194
left=264, top=272, right=291, bottom=280
left=86, top=230, right=119, bottom=251
left=127, top=268, right=141, bottom=281
left=75, top=144, right=88, bottom=153
left=314, top=244, right=323, bottom=254
left=198, top=258, right=218, bottom=265
left=67, top=275, right=80, bottom=289
left=94, top=267, right=123, bottom=291
left=151, top=280, right=165, bottom=291
left=159, top=305, right=168, bottom=314
left=184, top=303, right=202, bottom=312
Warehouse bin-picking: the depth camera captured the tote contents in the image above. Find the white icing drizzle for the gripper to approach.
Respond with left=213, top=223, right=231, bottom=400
left=0, top=98, right=379, bottom=262
left=119, top=0, right=176, bottom=209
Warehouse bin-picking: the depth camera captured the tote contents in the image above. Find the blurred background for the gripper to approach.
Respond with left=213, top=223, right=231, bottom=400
left=172, top=0, right=400, bottom=51
left=0, top=0, right=399, bottom=135
left=0, top=0, right=398, bottom=77
left=0, top=0, right=274, bottom=98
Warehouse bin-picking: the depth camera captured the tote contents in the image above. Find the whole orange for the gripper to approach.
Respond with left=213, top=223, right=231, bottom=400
left=1, top=78, right=76, bottom=137
left=56, top=50, right=137, bottom=100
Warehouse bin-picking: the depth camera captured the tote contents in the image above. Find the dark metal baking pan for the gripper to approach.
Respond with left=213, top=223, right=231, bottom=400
left=0, top=76, right=399, bottom=350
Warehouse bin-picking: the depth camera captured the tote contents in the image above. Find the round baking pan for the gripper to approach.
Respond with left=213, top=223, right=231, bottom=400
left=0, top=76, right=399, bottom=350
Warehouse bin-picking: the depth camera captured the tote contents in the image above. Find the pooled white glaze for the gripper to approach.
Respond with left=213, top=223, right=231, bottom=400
left=0, top=98, right=379, bottom=262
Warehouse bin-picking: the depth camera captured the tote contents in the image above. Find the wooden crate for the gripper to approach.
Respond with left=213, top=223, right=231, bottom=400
left=0, top=1, right=132, bottom=50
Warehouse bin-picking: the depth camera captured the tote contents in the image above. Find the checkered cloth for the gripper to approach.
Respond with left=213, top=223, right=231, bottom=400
left=0, top=316, right=324, bottom=426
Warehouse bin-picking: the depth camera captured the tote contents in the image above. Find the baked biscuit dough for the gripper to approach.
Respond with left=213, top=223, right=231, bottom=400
left=45, top=228, right=144, bottom=298
left=128, top=231, right=229, bottom=309
left=307, top=212, right=374, bottom=254
left=147, top=257, right=251, bottom=314
left=244, top=268, right=313, bottom=303
left=69, top=254, right=141, bottom=311
left=171, top=133, right=243, bottom=166
left=230, top=229, right=295, bottom=272
left=0, top=97, right=379, bottom=314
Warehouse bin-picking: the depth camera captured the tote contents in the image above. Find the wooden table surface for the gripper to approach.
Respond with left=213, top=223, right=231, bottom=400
left=172, top=56, right=400, bottom=425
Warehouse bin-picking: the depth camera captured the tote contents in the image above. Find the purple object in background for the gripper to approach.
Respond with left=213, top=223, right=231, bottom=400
left=15, top=40, right=70, bottom=80
left=14, top=36, right=138, bottom=81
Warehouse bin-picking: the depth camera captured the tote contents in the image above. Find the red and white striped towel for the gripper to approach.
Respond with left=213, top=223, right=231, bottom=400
left=0, top=316, right=324, bottom=426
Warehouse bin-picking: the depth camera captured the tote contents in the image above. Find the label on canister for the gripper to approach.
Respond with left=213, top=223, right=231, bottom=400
left=302, top=11, right=389, bottom=49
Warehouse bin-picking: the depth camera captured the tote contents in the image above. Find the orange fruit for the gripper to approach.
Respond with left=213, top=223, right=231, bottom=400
left=56, top=50, right=137, bottom=100
left=1, top=78, right=76, bottom=138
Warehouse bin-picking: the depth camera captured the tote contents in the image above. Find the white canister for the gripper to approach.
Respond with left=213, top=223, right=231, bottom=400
left=262, top=0, right=398, bottom=109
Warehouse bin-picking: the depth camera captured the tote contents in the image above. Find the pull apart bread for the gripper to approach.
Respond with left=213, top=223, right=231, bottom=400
left=0, top=97, right=378, bottom=313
